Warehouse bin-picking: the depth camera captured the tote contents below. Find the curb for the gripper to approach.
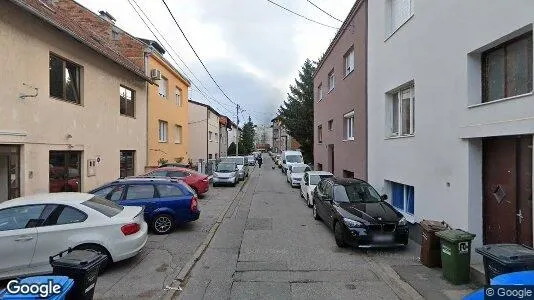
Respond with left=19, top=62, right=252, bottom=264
left=159, top=173, right=252, bottom=299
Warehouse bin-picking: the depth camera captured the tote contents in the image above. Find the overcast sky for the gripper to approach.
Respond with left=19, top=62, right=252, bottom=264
left=77, top=0, right=354, bottom=124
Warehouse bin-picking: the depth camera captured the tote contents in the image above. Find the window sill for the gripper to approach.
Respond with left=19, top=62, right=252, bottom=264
left=50, top=96, right=83, bottom=106
left=159, top=140, right=168, bottom=143
left=120, top=114, right=136, bottom=119
left=328, top=88, right=334, bottom=94
left=384, top=14, right=414, bottom=42
left=468, top=92, right=533, bottom=108
left=385, top=134, right=415, bottom=140
left=174, top=142, right=182, bottom=144
left=342, top=138, right=355, bottom=142
left=399, top=210, right=416, bottom=224
left=343, top=69, right=354, bottom=80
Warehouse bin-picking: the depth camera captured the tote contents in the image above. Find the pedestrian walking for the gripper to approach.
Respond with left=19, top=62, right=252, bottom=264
left=257, top=155, right=263, bottom=168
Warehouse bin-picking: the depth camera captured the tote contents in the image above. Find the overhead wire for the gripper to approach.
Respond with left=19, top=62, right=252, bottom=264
left=265, top=0, right=339, bottom=29
left=305, top=0, right=343, bottom=23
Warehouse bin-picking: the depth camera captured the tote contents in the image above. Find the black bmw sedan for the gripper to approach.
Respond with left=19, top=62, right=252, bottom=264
left=312, top=177, right=409, bottom=248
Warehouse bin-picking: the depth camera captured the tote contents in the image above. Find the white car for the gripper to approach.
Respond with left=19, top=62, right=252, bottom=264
left=286, top=164, right=311, bottom=187
left=0, top=193, right=148, bottom=280
left=300, top=171, right=334, bottom=207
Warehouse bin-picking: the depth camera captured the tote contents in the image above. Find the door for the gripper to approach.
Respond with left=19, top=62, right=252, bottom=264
left=0, top=205, right=45, bottom=277
left=0, top=156, right=8, bottom=203
left=483, top=136, right=533, bottom=246
left=49, top=151, right=81, bottom=192
left=0, top=145, right=20, bottom=202
left=327, top=145, right=335, bottom=174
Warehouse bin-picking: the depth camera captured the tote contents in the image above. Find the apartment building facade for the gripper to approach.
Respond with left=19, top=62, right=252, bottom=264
left=368, top=0, right=534, bottom=254
left=188, top=100, right=220, bottom=163
left=0, top=0, right=149, bottom=201
left=313, top=0, right=367, bottom=179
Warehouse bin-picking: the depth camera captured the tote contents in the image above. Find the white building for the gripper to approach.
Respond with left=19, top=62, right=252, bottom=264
left=368, top=0, right=534, bottom=257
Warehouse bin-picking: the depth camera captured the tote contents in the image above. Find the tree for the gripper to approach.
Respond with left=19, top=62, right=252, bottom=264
left=277, top=59, right=316, bottom=163
left=239, top=117, right=256, bottom=155
left=227, top=142, right=236, bottom=156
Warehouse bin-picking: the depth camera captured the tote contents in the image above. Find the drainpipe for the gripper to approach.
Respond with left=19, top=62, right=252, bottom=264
left=144, top=52, right=149, bottom=172
left=206, top=108, right=209, bottom=171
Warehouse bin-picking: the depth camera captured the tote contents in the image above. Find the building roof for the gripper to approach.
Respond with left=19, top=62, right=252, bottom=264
left=189, top=99, right=222, bottom=117
left=314, top=0, right=365, bottom=77
left=9, top=0, right=150, bottom=81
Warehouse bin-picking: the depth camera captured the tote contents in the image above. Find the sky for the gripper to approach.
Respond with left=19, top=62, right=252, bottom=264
left=76, top=0, right=354, bottom=124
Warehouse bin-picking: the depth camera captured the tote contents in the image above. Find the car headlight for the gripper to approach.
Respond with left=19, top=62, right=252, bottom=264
left=343, top=217, right=363, bottom=228
left=398, top=217, right=407, bottom=226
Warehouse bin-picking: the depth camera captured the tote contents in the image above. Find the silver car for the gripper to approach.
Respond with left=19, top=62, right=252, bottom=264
left=212, top=162, right=238, bottom=186
left=220, top=156, right=249, bottom=180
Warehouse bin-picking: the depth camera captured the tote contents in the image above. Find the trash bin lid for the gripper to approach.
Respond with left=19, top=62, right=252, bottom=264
left=462, top=288, right=484, bottom=300
left=435, top=229, right=476, bottom=242
left=51, top=249, right=102, bottom=267
left=476, top=244, right=534, bottom=266
left=1, top=276, right=74, bottom=299
left=420, top=220, right=449, bottom=232
left=491, top=270, right=534, bottom=285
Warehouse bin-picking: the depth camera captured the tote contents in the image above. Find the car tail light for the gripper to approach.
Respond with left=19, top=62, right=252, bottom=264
left=121, top=223, right=141, bottom=236
left=191, top=196, right=198, bottom=212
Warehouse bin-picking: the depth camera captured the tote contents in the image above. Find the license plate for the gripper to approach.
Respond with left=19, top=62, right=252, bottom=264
left=373, top=234, right=394, bottom=242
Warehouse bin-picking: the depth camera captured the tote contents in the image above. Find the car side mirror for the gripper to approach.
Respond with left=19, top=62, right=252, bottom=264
left=380, top=194, right=388, bottom=201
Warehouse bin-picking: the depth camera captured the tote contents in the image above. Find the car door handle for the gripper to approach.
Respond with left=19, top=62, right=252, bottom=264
left=14, top=236, right=34, bottom=242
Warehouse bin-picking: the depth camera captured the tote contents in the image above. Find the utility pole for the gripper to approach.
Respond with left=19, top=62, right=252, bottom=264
left=236, top=104, right=240, bottom=156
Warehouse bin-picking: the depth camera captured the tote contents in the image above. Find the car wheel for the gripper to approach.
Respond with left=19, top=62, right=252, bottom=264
left=313, top=204, right=321, bottom=221
left=74, top=244, right=111, bottom=272
left=152, top=214, right=175, bottom=235
left=334, top=222, right=346, bottom=248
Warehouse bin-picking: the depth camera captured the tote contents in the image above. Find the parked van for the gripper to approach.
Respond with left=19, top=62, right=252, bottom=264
left=281, top=150, right=304, bottom=174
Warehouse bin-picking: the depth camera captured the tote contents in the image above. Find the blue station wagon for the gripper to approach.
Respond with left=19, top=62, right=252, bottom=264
left=89, top=178, right=200, bottom=234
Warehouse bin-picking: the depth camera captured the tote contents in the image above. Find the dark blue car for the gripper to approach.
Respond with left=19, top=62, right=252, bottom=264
left=89, top=178, right=200, bottom=234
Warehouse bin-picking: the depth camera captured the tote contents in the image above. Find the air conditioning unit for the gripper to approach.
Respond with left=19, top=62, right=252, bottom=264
left=150, top=69, right=161, bottom=80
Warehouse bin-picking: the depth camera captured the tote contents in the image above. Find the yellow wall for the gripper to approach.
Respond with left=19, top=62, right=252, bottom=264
left=147, top=54, right=190, bottom=168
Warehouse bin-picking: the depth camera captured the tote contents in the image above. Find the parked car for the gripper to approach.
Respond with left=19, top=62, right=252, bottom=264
left=281, top=150, right=303, bottom=174
left=286, top=163, right=311, bottom=187
left=312, top=177, right=409, bottom=248
left=89, top=178, right=200, bottom=234
left=212, top=162, right=238, bottom=187
left=0, top=193, right=147, bottom=280
left=220, top=156, right=249, bottom=180
left=300, top=171, right=334, bottom=207
left=143, top=167, right=209, bottom=196
left=246, top=155, right=256, bottom=166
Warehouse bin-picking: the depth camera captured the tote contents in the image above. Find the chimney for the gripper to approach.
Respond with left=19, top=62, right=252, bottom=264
left=98, top=10, right=116, bottom=24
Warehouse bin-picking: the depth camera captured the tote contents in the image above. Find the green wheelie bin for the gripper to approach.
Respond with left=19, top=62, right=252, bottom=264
left=435, top=229, right=476, bottom=285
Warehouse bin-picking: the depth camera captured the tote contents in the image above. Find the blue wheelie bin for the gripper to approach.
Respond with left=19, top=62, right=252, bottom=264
left=0, top=276, right=74, bottom=300
left=491, top=270, right=534, bottom=285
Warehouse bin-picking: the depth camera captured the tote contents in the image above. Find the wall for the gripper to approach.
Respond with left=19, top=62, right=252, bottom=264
left=367, top=0, right=534, bottom=253
left=188, top=102, right=207, bottom=162
left=0, top=1, right=147, bottom=194
left=219, top=124, right=228, bottom=157
left=147, top=54, right=190, bottom=167
left=313, top=0, right=367, bottom=180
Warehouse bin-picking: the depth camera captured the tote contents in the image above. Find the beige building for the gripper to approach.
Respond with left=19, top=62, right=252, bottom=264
left=0, top=0, right=149, bottom=201
left=188, top=100, right=221, bottom=163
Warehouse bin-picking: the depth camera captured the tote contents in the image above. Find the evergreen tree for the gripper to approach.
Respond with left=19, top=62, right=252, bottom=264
left=227, top=142, right=236, bottom=156
left=239, top=117, right=256, bottom=155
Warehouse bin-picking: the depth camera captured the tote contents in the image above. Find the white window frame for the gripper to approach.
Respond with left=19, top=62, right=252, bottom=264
left=343, top=111, right=355, bottom=141
left=159, top=120, right=168, bottom=142
left=159, top=76, right=168, bottom=98
left=386, top=0, right=414, bottom=37
left=318, top=84, right=323, bottom=101
left=344, top=48, right=355, bottom=76
left=317, top=125, right=323, bottom=143
left=387, top=85, right=415, bottom=137
left=215, top=132, right=218, bottom=143
left=328, top=70, right=335, bottom=92
left=174, top=124, right=182, bottom=144
left=386, top=180, right=415, bottom=222
left=328, top=120, right=333, bottom=131
left=175, top=87, right=182, bottom=106
left=209, top=131, right=213, bottom=142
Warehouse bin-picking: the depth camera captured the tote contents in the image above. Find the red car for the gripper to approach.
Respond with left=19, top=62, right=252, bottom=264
left=144, top=167, right=209, bottom=195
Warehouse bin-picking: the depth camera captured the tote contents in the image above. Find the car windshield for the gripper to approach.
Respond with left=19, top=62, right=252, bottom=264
left=222, top=157, right=244, bottom=165
left=217, top=163, right=236, bottom=172
left=82, top=196, right=124, bottom=217
left=286, top=155, right=303, bottom=163
left=334, top=183, right=382, bottom=203
left=309, top=174, right=333, bottom=185
left=291, top=166, right=307, bottom=173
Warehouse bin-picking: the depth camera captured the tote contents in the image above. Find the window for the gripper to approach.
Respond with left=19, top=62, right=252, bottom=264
left=126, top=184, right=155, bottom=200
left=0, top=205, right=46, bottom=231
left=317, top=125, right=323, bottom=143
left=157, top=184, right=184, bottom=197
left=344, top=47, right=355, bottom=76
left=387, top=0, right=414, bottom=36
left=159, top=76, right=168, bottom=98
left=215, top=133, right=218, bottom=143
left=389, top=181, right=414, bottom=215
left=388, top=85, right=414, bottom=137
left=55, top=206, right=87, bottom=225
left=120, top=151, right=135, bottom=178
left=482, top=33, right=533, bottom=102
left=209, top=131, right=213, bottom=142
left=49, top=54, right=81, bottom=104
left=328, top=120, right=333, bottom=131
left=175, top=87, right=182, bottom=106
left=208, top=154, right=213, bottom=159
left=317, top=163, right=323, bottom=171
left=93, top=186, right=114, bottom=198
left=159, top=120, right=168, bottom=142
left=149, top=170, right=168, bottom=177
left=120, top=86, right=135, bottom=117
left=343, top=170, right=354, bottom=179
left=318, top=84, right=323, bottom=101
left=168, top=171, right=187, bottom=178
left=344, top=111, right=354, bottom=140
left=174, top=125, right=182, bottom=144
left=82, top=196, right=123, bottom=217
left=328, top=70, right=335, bottom=92
left=109, top=185, right=125, bottom=201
